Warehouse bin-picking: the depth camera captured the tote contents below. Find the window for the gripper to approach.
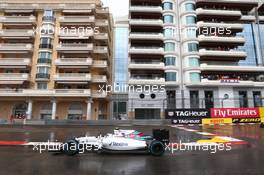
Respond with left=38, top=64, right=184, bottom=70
left=253, top=91, right=262, bottom=107
left=185, top=3, right=195, bottom=12
left=39, top=52, right=51, bottom=59
left=165, top=72, right=177, bottom=81
left=40, top=38, right=52, bottom=45
left=163, top=2, right=173, bottom=10
left=190, top=73, right=200, bottom=82
left=164, top=42, right=175, bottom=52
left=37, top=83, right=48, bottom=90
left=164, top=28, right=174, bottom=37
left=186, top=16, right=196, bottom=24
left=188, top=43, right=198, bottom=52
left=44, top=10, right=53, bottom=17
left=163, top=15, right=174, bottom=24
left=165, top=57, right=176, bottom=66
left=205, top=91, right=214, bottom=109
left=37, top=66, right=49, bottom=74
left=187, top=28, right=196, bottom=38
left=190, top=91, right=199, bottom=108
left=189, top=57, right=199, bottom=67
left=239, top=91, right=248, bottom=108
left=40, top=37, right=53, bottom=49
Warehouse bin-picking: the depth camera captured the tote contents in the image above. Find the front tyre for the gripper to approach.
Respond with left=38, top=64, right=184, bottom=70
left=149, top=140, right=165, bottom=156
left=63, top=139, right=79, bottom=156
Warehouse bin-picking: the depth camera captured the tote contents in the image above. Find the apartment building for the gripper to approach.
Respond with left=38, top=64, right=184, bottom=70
left=128, top=0, right=264, bottom=119
left=0, top=0, right=113, bottom=120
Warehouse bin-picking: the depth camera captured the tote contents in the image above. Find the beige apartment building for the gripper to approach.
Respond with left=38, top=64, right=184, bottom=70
left=0, top=0, right=113, bottom=120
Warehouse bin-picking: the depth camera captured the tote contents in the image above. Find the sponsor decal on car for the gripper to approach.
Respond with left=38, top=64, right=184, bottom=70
left=166, top=109, right=210, bottom=119
left=202, top=118, right=232, bottom=125
left=232, top=118, right=261, bottom=123
left=210, top=108, right=260, bottom=118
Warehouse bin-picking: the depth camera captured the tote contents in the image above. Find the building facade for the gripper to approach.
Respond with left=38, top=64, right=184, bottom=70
left=128, top=0, right=264, bottom=119
left=111, top=16, right=129, bottom=120
left=0, top=0, right=113, bottom=120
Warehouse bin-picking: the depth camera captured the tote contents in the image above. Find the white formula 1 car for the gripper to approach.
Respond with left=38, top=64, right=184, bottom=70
left=58, top=129, right=169, bottom=156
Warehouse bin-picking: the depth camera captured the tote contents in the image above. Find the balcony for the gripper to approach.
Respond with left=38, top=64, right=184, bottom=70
left=92, top=90, right=108, bottom=98
left=196, top=8, right=242, bottom=19
left=93, top=46, right=108, bottom=54
left=0, top=16, right=36, bottom=25
left=95, top=19, right=109, bottom=27
left=0, top=44, right=33, bottom=53
left=92, top=60, right=108, bottom=68
left=198, top=35, right=245, bottom=46
left=94, top=33, right=108, bottom=40
left=36, top=73, right=50, bottom=81
left=130, top=6, right=162, bottom=13
left=55, top=58, right=92, bottom=68
left=0, top=58, right=31, bottom=68
left=200, top=64, right=264, bottom=72
left=197, top=21, right=243, bottom=32
left=54, top=73, right=91, bottom=82
left=129, top=32, right=163, bottom=40
left=96, top=8, right=109, bottom=14
left=0, top=73, right=29, bottom=82
left=0, top=89, right=91, bottom=97
left=129, top=62, right=165, bottom=70
left=129, top=19, right=163, bottom=26
left=59, top=16, right=95, bottom=24
left=92, top=75, right=107, bottom=83
left=57, top=43, right=93, bottom=53
left=199, top=48, right=247, bottom=61
left=58, top=29, right=93, bottom=39
left=129, top=77, right=165, bottom=85
left=129, top=47, right=164, bottom=55
left=0, top=29, right=34, bottom=39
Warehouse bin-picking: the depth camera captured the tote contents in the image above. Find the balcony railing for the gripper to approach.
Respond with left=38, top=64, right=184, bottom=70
left=93, top=46, right=108, bottom=54
left=129, top=32, right=163, bottom=40
left=92, top=75, right=107, bottom=83
left=57, top=43, right=93, bottom=52
left=94, top=33, right=108, bottom=40
left=0, top=29, right=34, bottom=38
left=0, top=16, right=36, bottom=24
left=130, top=6, right=162, bottom=13
left=55, top=58, right=93, bottom=66
left=95, top=19, right=108, bottom=26
left=0, top=58, right=31, bottom=66
left=0, top=73, right=29, bottom=81
left=0, top=89, right=91, bottom=97
left=130, top=47, right=164, bottom=54
left=0, top=44, right=33, bottom=52
left=129, top=62, right=165, bottom=70
left=54, top=73, right=91, bottom=81
left=92, top=60, right=107, bottom=68
left=129, top=19, right=163, bottom=26
left=59, top=16, right=95, bottom=23
left=92, top=90, right=108, bottom=98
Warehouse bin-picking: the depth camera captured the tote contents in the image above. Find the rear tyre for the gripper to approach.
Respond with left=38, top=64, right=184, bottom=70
left=149, top=140, right=165, bottom=156
left=260, top=123, right=264, bottom=128
left=63, top=139, right=79, bottom=156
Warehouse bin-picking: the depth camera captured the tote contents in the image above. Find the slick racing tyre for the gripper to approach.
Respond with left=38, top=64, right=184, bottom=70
left=63, top=139, right=79, bottom=156
left=149, top=140, right=165, bottom=156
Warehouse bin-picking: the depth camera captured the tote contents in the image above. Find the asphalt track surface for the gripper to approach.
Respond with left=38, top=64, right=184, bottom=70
left=0, top=124, right=263, bottom=175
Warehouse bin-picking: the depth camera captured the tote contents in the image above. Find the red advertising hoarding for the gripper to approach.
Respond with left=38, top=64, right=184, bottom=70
left=210, top=108, right=260, bottom=118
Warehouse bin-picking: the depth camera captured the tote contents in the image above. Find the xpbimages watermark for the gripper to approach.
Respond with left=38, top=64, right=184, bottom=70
left=98, top=84, right=165, bottom=95
left=164, top=141, right=232, bottom=154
